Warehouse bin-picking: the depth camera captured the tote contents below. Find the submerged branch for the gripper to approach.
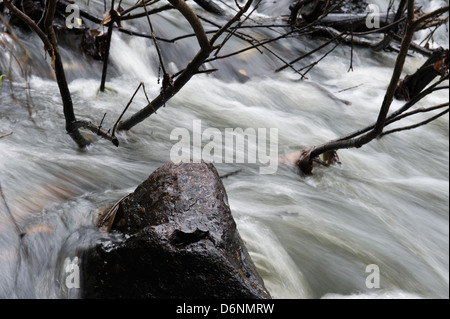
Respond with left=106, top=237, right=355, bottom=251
left=295, top=0, right=444, bottom=175
left=0, top=132, right=14, bottom=139
left=117, top=0, right=254, bottom=131
left=72, top=120, right=119, bottom=147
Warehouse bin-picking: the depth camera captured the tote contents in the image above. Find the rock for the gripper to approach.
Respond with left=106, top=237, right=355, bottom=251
left=82, top=161, right=271, bottom=299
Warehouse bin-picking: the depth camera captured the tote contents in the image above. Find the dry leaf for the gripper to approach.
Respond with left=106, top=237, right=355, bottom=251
left=100, top=9, right=122, bottom=28
left=433, top=49, right=449, bottom=76
left=51, top=49, right=56, bottom=70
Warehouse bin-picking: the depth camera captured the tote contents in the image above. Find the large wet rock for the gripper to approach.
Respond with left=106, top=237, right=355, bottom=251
left=81, top=161, right=271, bottom=299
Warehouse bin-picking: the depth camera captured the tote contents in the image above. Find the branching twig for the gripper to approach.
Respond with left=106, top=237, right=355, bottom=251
left=275, top=30, right=345, bottom=73
left=381, top=108, right=449, bottom=137
left=112, top=82, right=154, bottom=138
left=72, top=120, right=119, bottom=147
left=117, top=0, right=254, bottom=131
left=297, top=0, right=439, bottom=175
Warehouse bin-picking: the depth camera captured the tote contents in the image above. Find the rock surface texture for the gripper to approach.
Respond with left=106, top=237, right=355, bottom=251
left=82, top=161, right=271, bottom=299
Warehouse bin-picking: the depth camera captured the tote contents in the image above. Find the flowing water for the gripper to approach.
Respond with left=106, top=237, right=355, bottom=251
left=0, top=0, right=448, bottom=299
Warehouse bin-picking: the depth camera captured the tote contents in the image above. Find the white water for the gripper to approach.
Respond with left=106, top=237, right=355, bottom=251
left=0, top=0, right=448, bottom=299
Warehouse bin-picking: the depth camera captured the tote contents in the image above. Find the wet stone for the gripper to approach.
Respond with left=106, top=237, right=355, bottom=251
left=82, top=161, right=271, bottom=299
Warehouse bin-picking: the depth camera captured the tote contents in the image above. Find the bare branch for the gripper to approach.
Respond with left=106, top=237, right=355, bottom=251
left=142, top=0, right=167, bottom=76
left=412, top=5, right=449, bottom=28
left=209, top=0, right=254, bottom=46
left=167, top=0, right=212, bottom=51
left=296, top=0, right=433, bottom=174
left=275, top=30, right=345, bottom=73
left=381, top=108, right=449, bottom=137
left=72, top=121, right=119, bottom=147
left=99, top=0, right=116, bottom=92
left=117, top=0, right=254, bottom=131
left=0, top=132, right=14, bottom=139
left=3, top=0, right=52, bottom=50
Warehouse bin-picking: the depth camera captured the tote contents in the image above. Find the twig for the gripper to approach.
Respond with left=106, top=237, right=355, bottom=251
left=72, top=120, right=119, bottom=147
left=298, top=40, right=341, bottom=79
left=142, top=0, right=168, bottom=77
left=384, top=102, right=449, bottom=127
left=112, top=82, right=154, bottom=137
left=297, top=0, right=423, bottom=174
left=0, top=132, right=14, bottom=139
left=275, top=30, right=345, bottom=73
left=220, top=169, right=242, bottom=179
left=121, top=3, right=174, bottom=21
left=213, top=0, right=261, bottom=57
left=348, top=22, right=354, bottom=72
left=118, top=0, right=254, bottom=131
left=0, top=182, right=23, bottom=237
left=334, top=83, right=364, bottom=93
left=100, top=0, right=116, bottom=92
left=381, top=108, right=449, bottom=137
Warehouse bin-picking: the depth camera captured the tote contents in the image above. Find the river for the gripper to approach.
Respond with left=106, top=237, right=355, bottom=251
left=0, top=0, right=448, bottom=299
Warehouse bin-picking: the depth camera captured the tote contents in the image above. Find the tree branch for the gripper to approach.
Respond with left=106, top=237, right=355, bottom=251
left=117, top=0, right=254, bottom=131
left=167, top=0, right=211, bottom=51
left=5, top=0, right=89, bottom=148
left=381, top=108, right=449, bottom=137
left=296, top=0, right=443, bottom=174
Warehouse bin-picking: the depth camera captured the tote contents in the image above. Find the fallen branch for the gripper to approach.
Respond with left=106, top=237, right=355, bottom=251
left=3, top=0, right=90, bottom=148
left=0, top=132, right=13, bottom=139
left=117, top=0, right=254, bottom=131
left=295, top=0, right=443, bottom=175
left=99, top=0, right=117, bottom=92
left=72, top=120, right=119, bottom=147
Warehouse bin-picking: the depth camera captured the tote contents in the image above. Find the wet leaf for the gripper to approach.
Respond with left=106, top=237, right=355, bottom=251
left=97, top=204, right=120, bottom=232
left=433, top=49, right=449, bottom=76
left=296, top=149, right=313, bottom=175
left=51, top=50, right=56, bottom=70
left=100, top=8, right=122, bottom=28
left=322, top=150, right=341, bottom=166
left=0, top=74, right=6, bottom=89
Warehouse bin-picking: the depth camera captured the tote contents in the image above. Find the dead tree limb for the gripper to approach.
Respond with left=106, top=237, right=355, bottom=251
left=275, top=30, right=345, bottom=73
left=141, top=0, right=168, bottom=80
left=395, top=48, right=449, bottom=101
left=296, top=0, right=448, bottom=175
left=117, top=0, right=254, bottom=131
left=0, top=132, right=14, bottom=139
left=373, top=0, right=406, bottom=51
left=99, top=0, right=116, bottom=92
left=4, top=0, right=90, bottom=148
left=3, top=0, right=123, bottom=148
left=330, top=74, right=449, bottom=143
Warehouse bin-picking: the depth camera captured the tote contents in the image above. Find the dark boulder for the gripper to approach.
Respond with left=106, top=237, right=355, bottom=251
left=82, top=161, right=271, bottom=299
